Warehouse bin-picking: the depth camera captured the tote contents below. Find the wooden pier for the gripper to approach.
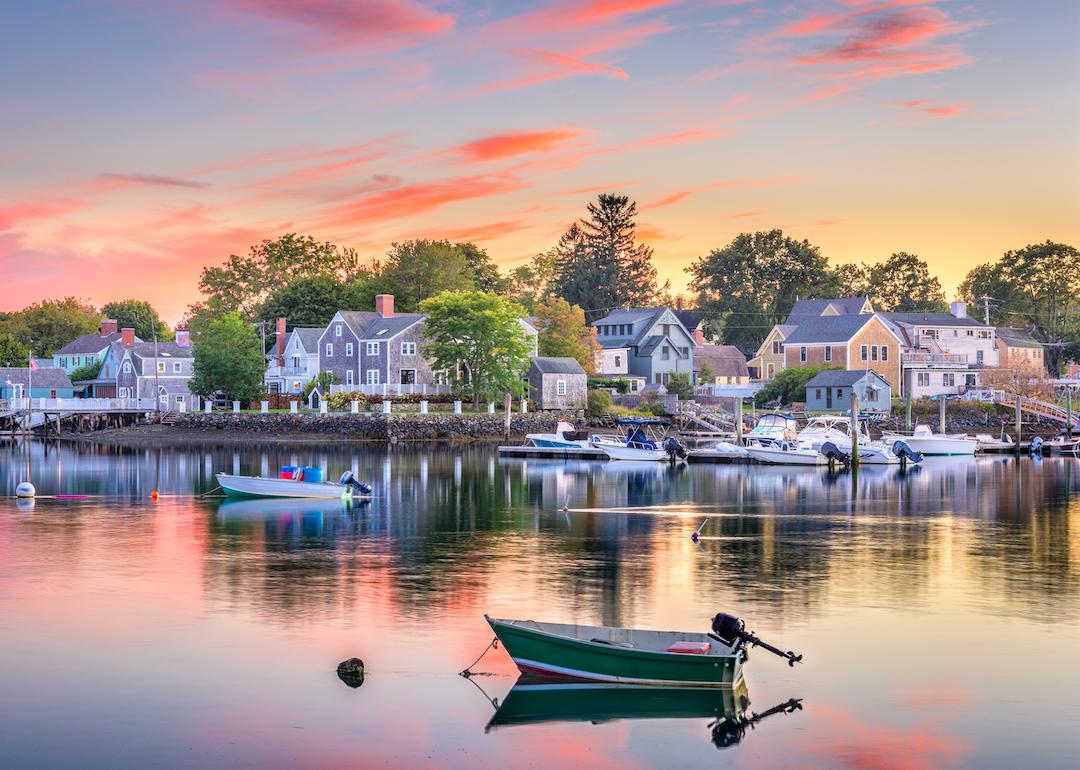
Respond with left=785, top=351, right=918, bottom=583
left=497, top=444, right=607, bottom=460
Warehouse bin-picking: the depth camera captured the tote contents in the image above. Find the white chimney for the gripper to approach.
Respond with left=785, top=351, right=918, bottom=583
left=950, top=301, right=967, bottom=319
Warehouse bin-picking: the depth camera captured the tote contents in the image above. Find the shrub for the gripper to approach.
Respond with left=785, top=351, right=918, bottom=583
left=304, top=371, right=338, bottom=399
left=327, top=390, right=369, bottom=410
left=69, top=361, right=102, bottom=382
left=588, top=377, right=632, bottom=394
left=754, top=365, right=837, bottom=407
left=587, top=389, right=612, bottom=417
left=666, top=373, right=693, bottom=399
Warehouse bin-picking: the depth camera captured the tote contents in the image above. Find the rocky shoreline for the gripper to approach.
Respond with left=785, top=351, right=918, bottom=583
left=61, top=410, right=582, bottom=446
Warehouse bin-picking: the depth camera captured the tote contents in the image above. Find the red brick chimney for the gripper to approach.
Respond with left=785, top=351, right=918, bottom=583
left=692, top=329, right=706, bottom=345
left=101, top=319, right=118, bottom=335
left=275, top=317, right=287, bottom=367
left=375, top=294, right=394, bottom=318
left=121, top=327, right=135, bottom=346
left=175, top=329, right=191, bottom=347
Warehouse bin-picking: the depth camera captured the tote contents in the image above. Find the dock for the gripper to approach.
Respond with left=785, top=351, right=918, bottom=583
left=497, top=444, right=607, bottom=460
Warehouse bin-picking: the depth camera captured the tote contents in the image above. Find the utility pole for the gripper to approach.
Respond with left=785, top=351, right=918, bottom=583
left=978, top=295, right=992, bottom=326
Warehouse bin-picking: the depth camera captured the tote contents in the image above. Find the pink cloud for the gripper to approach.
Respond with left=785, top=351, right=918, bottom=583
left=456, top=129, right=585, bottom=163
left=642, top=175, right=806, bottom=209
left=218, top=0, right=454, bottom=47
left=902, top=99, right=973, bottom=117
left=96, top=173, right=209, bottom=190
left=0, top=198, right=84, bottom=231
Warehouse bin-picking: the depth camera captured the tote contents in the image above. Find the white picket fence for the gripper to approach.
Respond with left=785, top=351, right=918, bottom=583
left=1, top=397, right=158, bottom=413
left=328, top=383, right=453, bottom=397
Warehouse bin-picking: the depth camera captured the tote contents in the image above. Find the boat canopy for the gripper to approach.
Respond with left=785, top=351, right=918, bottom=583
left=614, top=417, right=671, bottom=426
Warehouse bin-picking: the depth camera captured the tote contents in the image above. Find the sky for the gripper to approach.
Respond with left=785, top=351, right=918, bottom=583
left=1, top=0, right=1077, bottom=324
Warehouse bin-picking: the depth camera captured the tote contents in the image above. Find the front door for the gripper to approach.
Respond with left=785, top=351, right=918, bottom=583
left=826, top=387, right=832, bottom=409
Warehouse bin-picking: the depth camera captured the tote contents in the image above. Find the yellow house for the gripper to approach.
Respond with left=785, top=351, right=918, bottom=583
left=748, top=324, right=797, bottom=381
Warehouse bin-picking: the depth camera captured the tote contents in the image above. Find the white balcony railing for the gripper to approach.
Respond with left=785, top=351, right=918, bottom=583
left=2, top=397, right=157, bottom=412
left=902, top=352, right=970, bottom=366
left=328, top=383, right=453, bottom=396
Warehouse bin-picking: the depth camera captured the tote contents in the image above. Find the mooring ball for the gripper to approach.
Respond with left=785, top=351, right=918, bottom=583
left=336, top=657, right=365, bottom=689
left=16, top=481, right=36, bottom=498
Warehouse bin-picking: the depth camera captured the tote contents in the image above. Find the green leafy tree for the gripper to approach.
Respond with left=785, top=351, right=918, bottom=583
left=456, top=242, right=508, bottom=293
left=697, top=361, right=714, bottom=384
left=754, top=365, right=837, bottom=407
left=505, top=251, right=558, bottom=312
left=957, top=262, right=1021, bottom=325
left=100, top=299, right=171, bottom=341
left=0, top=333, right=30, bottom=367
left=380, top=240, right=476, bottom=312
left=688, top=230, right=836, bottom=351
left=587, top=389, right=612, bottom=417
left=257, top=275, right=362, bottom=329
left=198, top=234, right=365, bottom=318
left=534, top=298, right=599, bottom=373
left=0, top=297, right=100, bottom=357
left=304, top=371, right=338, bottom=399
left=188, top=312, right=265, bottom=403
left=69, top=361, right=102, bottom=382
left=666, top=372, right=693, bottom=400
left=554, top=195, right=658, bottom=321
left=844, top=252, right=946, bottom=311
left=419, top=291, right=532, bottom=407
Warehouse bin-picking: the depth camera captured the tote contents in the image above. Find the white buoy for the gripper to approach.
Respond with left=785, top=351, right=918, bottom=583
left=16, top=481, right=36, bottom=498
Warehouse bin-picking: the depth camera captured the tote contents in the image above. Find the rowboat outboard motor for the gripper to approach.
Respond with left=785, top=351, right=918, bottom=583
left=663, top=436, right=688, bottom=461
left=891, top=440, right=923, bottom=464
left=710, top=698, right=802, bottom=749
left=1030, top=436, right=1044, bottom=455
left=710, top=613, right=803, bottom=667
left=338, top=471, right=372, bottom=496
left=820, top=441, right=849, bottom=465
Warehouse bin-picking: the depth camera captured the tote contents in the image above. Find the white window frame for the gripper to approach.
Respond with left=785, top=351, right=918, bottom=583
left=860, top=345, right=868, bottom=361
left=172, top=361, right=182, bottom=373
left=326, top=343, right=333, bottom=357
left=346, top=369, right=354, bottom=386
left=799, top=346, right=807, bottom=363
left=122, top=360, right=132, bottom=373
left=335, top=324, right=342, bottom=337
left=400, top=341, right=416, bottom=356
left=614, top=355, right=621, bottom=368
left=345, top=342, right=354, bottom=357
left=824, top=345, right=832, bottom=362
left=556, top=379, right=567, bottom=396
left=175, top=395, right=184, bottom=405
left=366, top=342, right=379, bottom=356
left=366, top=369, right=380, bottom=385
left=881, top=345, right=888, bottom=361
left=118, top=386, right=128, bottom=398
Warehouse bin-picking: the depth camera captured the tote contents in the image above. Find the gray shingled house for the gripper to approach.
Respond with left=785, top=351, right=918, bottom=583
left=525, top=357, right=587, bottom=410
left=804, top=369, right=892, bottom=412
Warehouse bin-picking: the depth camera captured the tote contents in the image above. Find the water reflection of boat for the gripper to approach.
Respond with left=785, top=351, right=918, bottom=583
left=217, top=496, right=357, bottom=520
left=486, top=679, right=803, bottom=749
left=215, top=470, right=372, bottom=499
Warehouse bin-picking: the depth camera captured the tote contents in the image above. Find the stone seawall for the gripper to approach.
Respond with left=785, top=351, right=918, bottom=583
left=169, top=411, right=580, bottom=443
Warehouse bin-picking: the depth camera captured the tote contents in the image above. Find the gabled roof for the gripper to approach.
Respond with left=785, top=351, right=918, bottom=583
left=128, top=342, right=194, bottom=364
left=784, top=314, right=877, bottom=345
left=673, top=309, right=704, bottom=331
left=995, top=327, right=1042, bottom=348
left=592, top=307, right=665, bottom=326
left=786, top=297, right=870, bottom=324
left=293, top=328, right=324, bottom=351
left=806, top=369, right=891, bottom=388
left=359, top=314, right=424, bottom=340
left=695, top=344, right=749, bottom=377
left=336, top=311, right=378, bottom=338
left=638, top=335, right=688, bottom=357
left=529, top=357, right=586, bottom=374
left=882, top=312, right=988, bottom=328
left=0, top=367, right=74, bottom=389
left=54, top=331, right=133, bottom=356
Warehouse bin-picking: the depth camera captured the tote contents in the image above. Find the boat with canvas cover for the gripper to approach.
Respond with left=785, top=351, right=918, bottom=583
left=799, top=415, right=922, bottom=465
left=485, top=612, right=801, bottom=687
left=216, top=470, right=373, bottom=500
left=690, top=413, right=798, bottom=462
left=590, top=418, right=687, bottom=462
left=880, top=424, right=977, bottom=456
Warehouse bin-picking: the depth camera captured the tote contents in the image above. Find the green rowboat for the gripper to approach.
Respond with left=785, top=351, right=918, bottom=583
left=485, top=615, right=745, bottom=687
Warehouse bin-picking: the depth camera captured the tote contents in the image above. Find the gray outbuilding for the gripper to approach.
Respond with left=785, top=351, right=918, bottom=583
left=805, top=369, right=892, bottom=412
left=525, top=357, right=587, bottom=411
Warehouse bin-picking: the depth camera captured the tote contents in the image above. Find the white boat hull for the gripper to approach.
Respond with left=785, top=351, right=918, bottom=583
left=881, top=434, right=977, bottom=456
left=746, top=446, right=827, bottom=465
left=597, top=444, right=671, bottom=461
left=216, top=473, right=354, bottom=499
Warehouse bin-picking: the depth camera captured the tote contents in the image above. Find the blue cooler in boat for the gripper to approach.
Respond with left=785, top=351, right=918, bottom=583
left=301, top=467, right=323, bottom=484
left=279, top=465, right=298, bottom=479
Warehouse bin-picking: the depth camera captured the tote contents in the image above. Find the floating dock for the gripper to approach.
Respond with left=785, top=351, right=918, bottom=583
left=497, top=445, right=606, bottom=460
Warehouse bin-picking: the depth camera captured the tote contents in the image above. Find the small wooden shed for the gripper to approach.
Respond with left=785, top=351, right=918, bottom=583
left=525, top=357, right=587, bottom=411
left=805, top=369, right=892, bottom=412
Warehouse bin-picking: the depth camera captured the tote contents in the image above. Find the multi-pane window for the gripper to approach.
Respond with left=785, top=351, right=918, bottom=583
left=157, top=361, right=166, bottom=373
left=860, top=345, right=868, bottom=361
left=366, top=369, right=379, bottom=385
left=800, top=346, right=807, bottom=362
left=401, top=341, right=416, bottom=356
left=917, top=372, right=930, bottom=386
left=772, top=340, right=781, bottom=355
left=556, top=380, right=567, bottom=396
left=871, top=345, right=878, bottom=361
left=881, top=346, right=888, bottom=361
left=335, top=324, right=342, bottom=337
left=346, top=370, right=354, bottom=386
left=173, top=362, right=181, bottom=373
left=824, top=346, right=832, bottom=362
left=326, top=343, right=333, bottom=357
left=943, top=373, right=955, bottom=387
left=345, top=343, right=353, bottom=356
left=366, top=342, right=379, bottom=355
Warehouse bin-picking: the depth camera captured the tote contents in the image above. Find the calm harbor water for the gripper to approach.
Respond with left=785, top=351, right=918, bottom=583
left=1, top=439, right=1079, bottom=769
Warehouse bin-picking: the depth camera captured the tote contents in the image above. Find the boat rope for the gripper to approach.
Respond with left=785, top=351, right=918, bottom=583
left=462, top=672, right=500, bottom=714
left=199, top=485, right=224, bottom=498
left=459, top=636, right=499, bottom=678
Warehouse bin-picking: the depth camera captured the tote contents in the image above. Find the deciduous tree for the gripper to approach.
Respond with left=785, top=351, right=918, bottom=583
left=380, top=240, right=476, bottom=311
left=456, top=242, right=508, bottom=293
left=419, top=291, right=532, bottom=407
left=842, top=252, right=947, bottom=312
left=0, top=297, right=101, bottom=357
left=188, top=312, right=265, bottom=403
left=688, top=231, right=835, bottom=351
left=0, top=333, right=30, bottom=367
left=100, top=299, right=171, bottom=341
left=257, top=275, right=362, bottom=330
left=534, top=298, right=600, bottom=373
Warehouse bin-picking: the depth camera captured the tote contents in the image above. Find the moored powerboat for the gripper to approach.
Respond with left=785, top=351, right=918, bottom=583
left=591, top=418, right=687, bottom=462
left=745, top=439, right=827, bottom=465
left=216, top=469, right=373, bottom=499
left=525, top=421, right=590, bottom=449
left=880, top=424, right=977, bottom=456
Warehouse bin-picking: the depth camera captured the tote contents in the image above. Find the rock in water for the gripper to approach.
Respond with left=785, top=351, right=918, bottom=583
left=337, top=658, right=365, bottom=688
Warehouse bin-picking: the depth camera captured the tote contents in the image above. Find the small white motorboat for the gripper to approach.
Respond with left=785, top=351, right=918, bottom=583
left=745, top=413, right=800, bottom=447
left=216, top=470, right=373, bottom=500
left=690, top=441, right=751, bottom=462
left=745, top=439, right=827, bottom=465
left=797, top=415, right=850, bottom=451
left=1038, top=433, right=1080, bottom=454
left=880, top=424, right=977, bottom=456
left=525, top=421, right=590, bottom=449
left=591, top=418, right=687, bottom=462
